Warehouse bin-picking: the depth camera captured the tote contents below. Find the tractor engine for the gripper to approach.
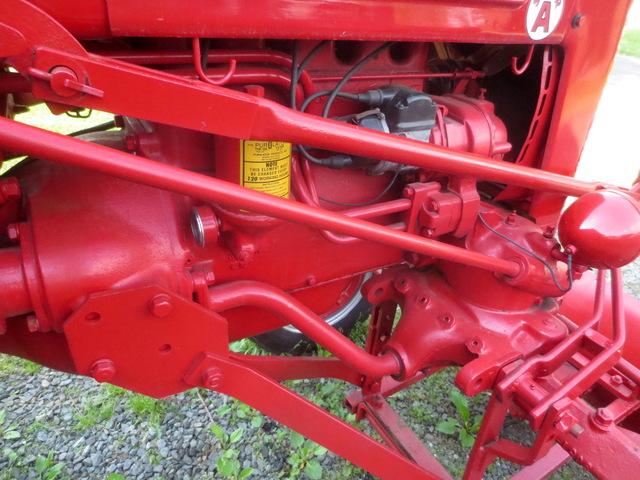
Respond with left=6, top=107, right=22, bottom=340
left=2, top=1, right=640, bottom=479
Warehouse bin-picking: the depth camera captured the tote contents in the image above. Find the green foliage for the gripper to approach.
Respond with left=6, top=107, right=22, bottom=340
left=229, top=339, right=269, bottom=355
left=279, top=431, right=327, bottom=480
left=620, top=29, right=640, bottom=58
left=34, top=452, right=69, bottom=480
left=209, top=424, right=253, bottom=479
left=73, top=392, right=118, bottom=430
left=128, top=394, right=167, bottom=425
left=0, top=354, right=42, bottom=375
left=216, top=455, right=254, bottom=480
left=0, top=410, right=21, bottom=440
left=435, top=390, right=483, bottom=448
left=105, top=474, right=126, bottom=480
left=1, top=448, right=20, bottom=480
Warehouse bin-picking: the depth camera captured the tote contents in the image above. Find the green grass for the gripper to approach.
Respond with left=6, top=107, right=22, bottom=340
left=0, top=354, right=42, bottom=375
left=620, top=28, right=640, bottom=57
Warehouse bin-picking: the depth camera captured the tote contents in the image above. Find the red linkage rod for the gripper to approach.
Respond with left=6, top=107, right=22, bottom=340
left=208, top=281, right=401, bottom=377
left=251, top=100, right=600, bottom=198
left=0, top=116, right=520, bottom=277
left=16, top=48, right=601, bottom=199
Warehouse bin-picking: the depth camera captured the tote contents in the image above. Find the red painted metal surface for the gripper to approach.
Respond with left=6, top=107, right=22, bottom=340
left=1, top=0, right=639, bottom=478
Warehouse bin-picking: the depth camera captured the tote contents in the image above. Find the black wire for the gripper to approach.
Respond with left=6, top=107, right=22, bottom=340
left=477, top=213, right=573, bottom=292
left=318, top=166, right=401, bottom=207
left=322, top=42, right=393, bottom=118
left=291, top=41, right=400, bottom=206
left=294, top=42, right=391, bottom=166
left=290, top=41, right=299, bottom=110
left=297, top=40, right=330, bottom=82
left=300, top=90, right=359, bottom=114
left=69, top=121, right=117, bottom=137
left=291, top=40, right=331, bottom=110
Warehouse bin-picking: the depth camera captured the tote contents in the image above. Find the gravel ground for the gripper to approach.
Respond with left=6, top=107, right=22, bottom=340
left=1, top=260, right=639, bottom=480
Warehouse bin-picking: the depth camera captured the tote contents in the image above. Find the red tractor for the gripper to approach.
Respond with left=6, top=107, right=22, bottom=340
left=1, top=0, right=640, bottom=478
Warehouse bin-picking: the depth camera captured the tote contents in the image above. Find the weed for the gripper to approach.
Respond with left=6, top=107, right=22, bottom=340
left=210, top=424, right=244, bottom=450
left=106, top=473, right=126, bottom=479
left=217, top=398, right=263, bottom=428
left=1, top=448, right=22, bottom=480
left=0, top=410, right=20, bottom=440
left=216, top=452, right=254, bottom=480
left=280, top=431, right=327, bottom=480
left=0, top=354, right=42, bottom=375
left=34, top=451, right=69, bottom=480
left=209, top=425, right=253, bottom=479
left=435, top=389, right=482, bottom=448
left=229, top=339, right=268, bottom=356
left=73, top=393, right=118, bottom=430
left=128, top=394, right=167, bottom=425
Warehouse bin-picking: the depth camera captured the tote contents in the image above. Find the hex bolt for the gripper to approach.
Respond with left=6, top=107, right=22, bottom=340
left=402, top=186, right=414, bottom=199
left=90, top=359, right=116, bottom=383
left=202, top=367, right=223, bottom=389
left=149, top=294, right=173, bottom=318
left=505, top=211, right=517, bottom=226
left=592, top=407, right=614, bottom=430
left=0, top=177, right=21, bottom=204
left=124, top=135, right=138, bottom=152
left=26, top=315, right=40, bottom=333
left=611, top=375, right=624, bottom=386
left=543, top=226, right=556, bottom=239
left=6, top=223, right=20, bottom=242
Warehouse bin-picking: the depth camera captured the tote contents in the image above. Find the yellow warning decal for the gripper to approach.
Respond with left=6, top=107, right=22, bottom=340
left=241, top=140, right=292, bottom=199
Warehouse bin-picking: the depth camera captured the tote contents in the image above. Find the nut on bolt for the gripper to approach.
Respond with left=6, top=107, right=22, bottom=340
left=0, top=177, right=21, bottom=204
left=90, top=359, right=116, bottom=383
left=149, top=293, right=173, bottom=318
left=6, top=223, right=20, bottom=242
left=26, top=315, right=40, bottom=332
left=591, top=407, right=614, bottom=430
left=202, top=367, right=223, bottom=389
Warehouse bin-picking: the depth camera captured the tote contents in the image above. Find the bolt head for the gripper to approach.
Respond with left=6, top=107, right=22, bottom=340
left=90, top=359, right=116, bottom=383
left=592, top=407, right=614, bottom=429
left=149, top=294, right=173, bottom=318
left=6, top=224, right=20, bottom=242
left=26, top=315, right=40, bottom=332
left=202, top=367, right=223, bottom=389
left=611, top=375, right=624, bottom=385
left=124, top=135, right=138, bottom=152
left=0, top=178, right=21, bottom=202
left=402, top=187, right=414, bottom=199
